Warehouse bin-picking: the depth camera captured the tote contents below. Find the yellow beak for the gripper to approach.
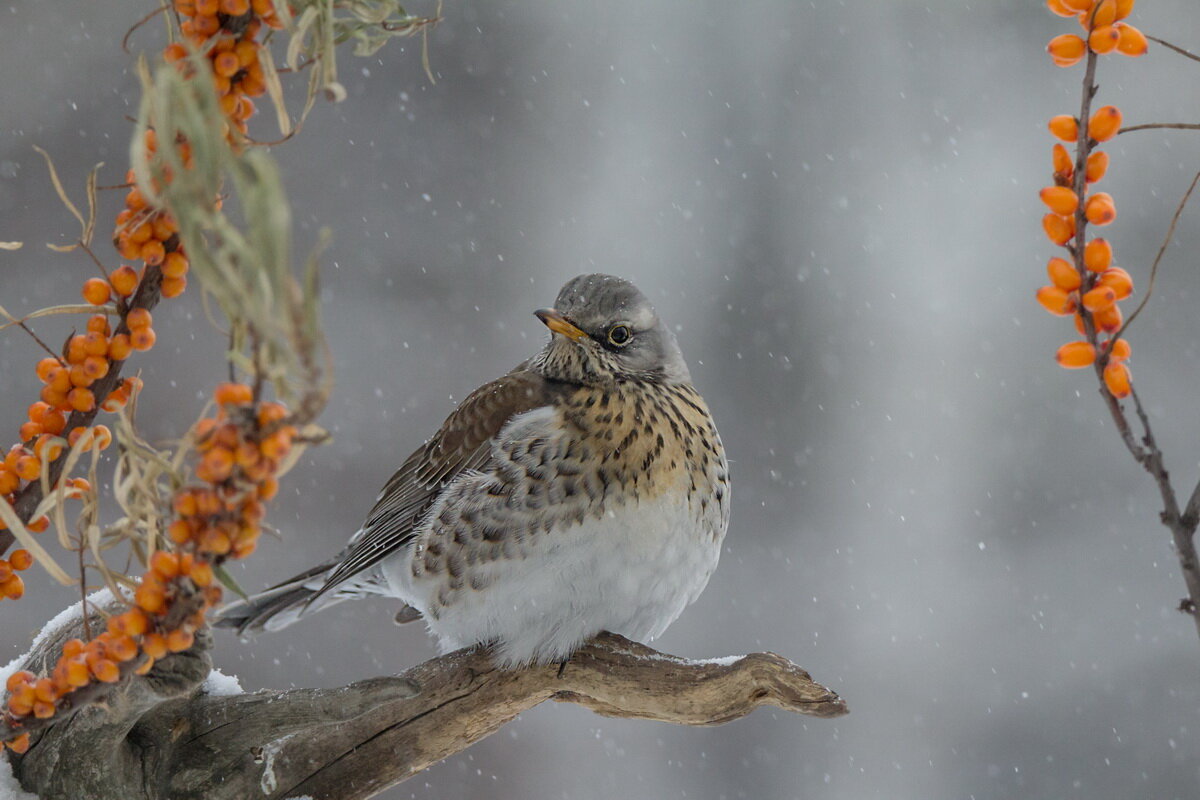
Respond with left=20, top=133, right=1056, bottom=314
left=534, top=308, right=588, bottom=341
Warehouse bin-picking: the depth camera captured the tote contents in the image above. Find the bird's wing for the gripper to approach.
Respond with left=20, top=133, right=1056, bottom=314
left=313, top=364, right=560, bottom=598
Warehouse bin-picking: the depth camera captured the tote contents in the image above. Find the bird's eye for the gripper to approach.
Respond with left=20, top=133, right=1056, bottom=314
left=607, top=324, right=632, bottom=346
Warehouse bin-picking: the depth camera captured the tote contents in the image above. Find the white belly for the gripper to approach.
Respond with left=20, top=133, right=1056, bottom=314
left=383, top=493, right=723, bottom=667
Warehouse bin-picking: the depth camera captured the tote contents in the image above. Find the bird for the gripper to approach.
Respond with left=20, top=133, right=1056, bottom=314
left=216, top=274, right=730, bottom=667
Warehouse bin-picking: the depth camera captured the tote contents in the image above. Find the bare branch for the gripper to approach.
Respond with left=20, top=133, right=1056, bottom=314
left=6, top=604, right=844, bottom=800
left=1146, top=35, right=1200, bottom=64
left=1119, top=122, right=1200, bottom=135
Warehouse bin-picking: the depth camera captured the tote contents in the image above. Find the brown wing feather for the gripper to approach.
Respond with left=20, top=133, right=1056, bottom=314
left=314, top=364, right=559, bottom=597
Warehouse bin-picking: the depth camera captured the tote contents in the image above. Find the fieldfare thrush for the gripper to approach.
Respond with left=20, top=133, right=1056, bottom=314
left=217, top=274, right=730, bottom=666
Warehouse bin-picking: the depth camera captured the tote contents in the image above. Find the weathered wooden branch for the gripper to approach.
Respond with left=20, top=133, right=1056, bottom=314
left=6, top=605, right=846, bottom=799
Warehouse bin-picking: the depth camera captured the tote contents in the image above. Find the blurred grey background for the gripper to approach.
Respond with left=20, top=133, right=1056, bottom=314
left=4, top=1, right=1200, bottom=798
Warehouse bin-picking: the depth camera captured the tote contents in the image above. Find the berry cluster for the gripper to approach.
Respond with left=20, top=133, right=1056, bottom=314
left=0, top=311, right=148, bottom=546
left=1037, top=0, right=1145, bottom=399
left=2, top=384, right=294, bottom=748
left=0, top=550, right=33, bottom=605
left=166, top=0, right=282, bottom=140
left=113, top=154, right=190, bottom=301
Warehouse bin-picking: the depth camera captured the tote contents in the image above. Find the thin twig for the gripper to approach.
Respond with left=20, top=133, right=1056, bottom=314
left=123, top=6, right=168, bottom=54
left=1119, top=122, right=1200, bottom=135
left=1147, top=35, right=1200, bottom=64
left=1117, top=170, right=1200, bottom=335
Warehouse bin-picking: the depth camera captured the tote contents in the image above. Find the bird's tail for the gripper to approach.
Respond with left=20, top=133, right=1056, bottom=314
left=213, top=560, right=346, bottom=638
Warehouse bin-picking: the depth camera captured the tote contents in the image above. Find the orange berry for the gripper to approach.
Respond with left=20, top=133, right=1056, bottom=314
left=162, top=251, right=189, bottom=279
left=1104, top=361, right=1132, bottom=397
left=215, top=382, right=254, bottom=405
left=1047, top=0, right=1078, bottom=15
left=1089, top=24, right=1120, bottom=53
left=1113, top=0, right=1134, bottom=20
left=111, top=265, right=139, bottom=297
left=1037, top=285, right=1078, bottom=317
left=6, top=734, right=31, bottom=754
left=82, top=355, right=110, bottom=382
left=1043, top=213, right=1075, bottom=245
left=87, top=314, right=111, bottom=336
left=1098, top=266, right=1133, bottom=299
left=1094, top=302, right=1123, bottom=333
left=33, top=677, right=57, bottom=704
left=1048, top=115, right=1079, bottom=142
left=166, top=628, right=195, bottom=653
left=66, top=334, right=88, bottom=364
left=33, top=700, right=57, bottom=719
left=108, top=333, right=133, bottom=361
left=258, top=476, right=279, bottom=500
left=151, top=550, right=181, bottom=578
left=151, top=214, right=177, bottom=241
left=1090, top=0, right=1119, bottom=28
left=40, top=409, right=66, bottom=436
left=100, top=389, right=128, bottom=413
left=214, top=51, right=241, bottom=78
left=1088, top=106, right=1122, bottom=142
left=1104, top=338, right=1132, bottom=362
left=18, top=421, right=42, bottom=442
left=10, top=550, right=33, bottom=571
left=164, top=42, right=189, bottom=63
left=1085, top=192, right=1116, bottom=225
left=27, top=516, right=49, bottom=533
left=1085, top=151, right=1109, bottom=183
left=143, top=633, right=169, bottom=660
left=200, top=527, right=232, bottom=555
left=189, top=559, right=214, bottom=587
left=168, top=519, right=194, bottom=545
left=1056, top=340, right=1097, bottom=369
left=1052, top=143, right=1073, bottom=178
left=131, top=327, right=157, bottom=351
left=174, top=491, right=199, bottom=517
left=1040, top=186, right=1079, bottom=216
left=1060, top=0, right=1094, bottom=10
left=36, top=357, right=61, bottom=382
left=82, top=278, right=112, bottom=305
left=83, top=331, right=109, bottom=357
left=68, top=363, right=93, bottom=388
left=135, top=583, right=167, bottom=614
left=2, top=574, right=25, bottom=600
left=130, top=221, right=153, bottom=245
left=1082, top=285, right=1117, bottom=312
left=140, top=239, right=166, bottom=266
left=0, top=469, right=18, bottom=495
left=108, top=635, right=138, bottom=662
left=1048, top=34, right=1087, bottom=66
left=68, top=387, right=96, bottom=413
left=33, top=435, right=61, bottom=463
left=161, top=275, right=188, bottom=298
left=65, top=658, right=90, bottom=688
left=197, top=447, right=235, bottom=483
left=5, top=670, right=33, bottom=692
left=127, top=308, right=153, bottom=330
left=14, top=455, right=40, bottom=481
left=194, top=13, right=220, bottom=36
left=91, top=658, right=120, bottom=683
left=235, top=39, right=260, bottom=67
left=1116, top=23, right=1148, bottom=56
left=92, top=425, right=113, bottom=450
left=1084, top=238, right=1113, bottom=272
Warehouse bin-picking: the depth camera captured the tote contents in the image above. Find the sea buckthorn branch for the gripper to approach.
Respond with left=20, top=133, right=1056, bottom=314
left=1039, top=0, right=1200, bottom=641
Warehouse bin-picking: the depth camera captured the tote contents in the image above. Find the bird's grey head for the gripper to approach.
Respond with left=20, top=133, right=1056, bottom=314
left=532, top=274, right=691, bottom=387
